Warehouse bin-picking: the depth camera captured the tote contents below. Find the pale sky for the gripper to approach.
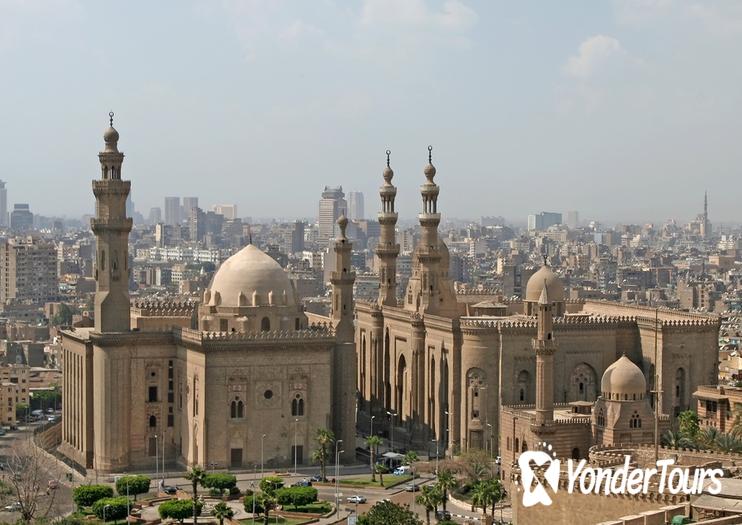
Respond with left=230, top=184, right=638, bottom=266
left=1, top=0, right=740, bottom=224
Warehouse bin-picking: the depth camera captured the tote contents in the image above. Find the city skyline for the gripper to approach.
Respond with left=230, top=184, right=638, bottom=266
left=1, top=1, right=740, bottom=222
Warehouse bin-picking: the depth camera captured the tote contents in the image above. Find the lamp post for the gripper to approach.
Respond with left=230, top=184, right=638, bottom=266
left=486, top=423, right=493, bottom=458
left=103, top=504, right=111, bottom=523
left=162, top=433, right=167, bottom=484
left=154, top=434, right=159, bottom=485
left=334, top=439, right=343, bottom=516
left=370, top=414, right=375, bottom=439
left=431, top=439, right=439, bottom=475
left=386, top=411, right=396, bottom=453
left=260, top=434, right=266, bottom=477
left=250, top=481, right=256, bottom=525
left=444, top=411, right=450, bottom=458
left=294, top=418, right=299, bottom=475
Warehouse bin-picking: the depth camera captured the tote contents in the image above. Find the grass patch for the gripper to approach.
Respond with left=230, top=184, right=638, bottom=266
left=340, top=474, right=412, bottom=488
left=240, top=517, right=312, bottom=525
left=282, top=501, right=332, bottom=514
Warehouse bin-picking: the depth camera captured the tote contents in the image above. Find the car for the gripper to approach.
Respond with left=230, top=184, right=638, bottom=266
left=292, top=479, right=312, bottom=487
left=0, top=428, right=6, bottom=436
left=309, top=475, right=325, bottom=482
left=47, top=480, right=59, bottom=490
left=393, top=466, right=411, bottom=476
left=404, top=483, right=420, bottom=492
left=346, top=495, right=366, bottom=504
left=46, top=408, right=54, bottom=414
left=162, top=485, right=178, bottom=495
left=435, top=510, right=452, bottom=520
left=47, top=415, right=59, bottom=423
left=3, top=502, right=21, bottom=512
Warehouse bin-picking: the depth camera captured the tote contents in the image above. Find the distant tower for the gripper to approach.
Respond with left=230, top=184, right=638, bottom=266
left=376, top=150, right=399, bottom=306
left=701, top=191, right=710, bottom=239
left=92, top=112, right=132, bottom=333
left=330, top=215, right=357, bottom=460
left=533, top=283, right=556, bottom=430
left=0, top=180, right=7, bottom=227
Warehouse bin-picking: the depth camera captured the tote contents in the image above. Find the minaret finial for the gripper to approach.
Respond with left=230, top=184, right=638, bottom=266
left=109, top=111, right=114, bottom=127
left=386, top=149, right=391, bottom=168
left=428, top=145, right=433, bottom=164
left=543, top=254, right=548, bottom=266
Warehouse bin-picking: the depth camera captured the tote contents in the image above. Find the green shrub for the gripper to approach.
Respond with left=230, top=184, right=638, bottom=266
left=275, top=486, right=318, bottom=506
left=115, top=475, right=151, bottom=500
left=158, top=499, right=202, bottom=523
left=259, top=476, right=284, bottom=495
left=243, top=492, right=266, bottom=514
left=91, top=496, right=130, bottom=522
left=229, top=486, right=241, bottom=496
left=72, top=485, right=114, bottom=509
left=209, top=487, right=223, bottom=497
left=203, top=473, right=237, bottom=491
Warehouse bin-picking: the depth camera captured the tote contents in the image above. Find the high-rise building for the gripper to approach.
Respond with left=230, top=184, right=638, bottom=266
left=10, top=204, right=33, bottom=232
left=183, top=197, right=199, bottom=219
left=565, top=210, right=579, bottom=229
left=347, top=191, right=364, bottom=221
left=318, top=186, right=346, bottom=244
left=164, top=197, right=181, bottom=225
left=527, top=211, right=562, bottom=231
left=0, top=236, right=58, bottom=304
left=212, top=204, right=238, bottom=220
left=148, top=207, right=162, bottom=225
left=0, top=181, right=7, bottom=228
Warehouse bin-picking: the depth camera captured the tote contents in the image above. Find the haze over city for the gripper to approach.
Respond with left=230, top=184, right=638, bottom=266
left=1, top=0, right=741, bottom=223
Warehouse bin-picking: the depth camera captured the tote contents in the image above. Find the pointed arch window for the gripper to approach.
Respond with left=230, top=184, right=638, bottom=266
left=629, top=412, right=642, bottom=429
left=291, top=394, right=305, bottom=417
left=230, top=397, right=244, bottom=419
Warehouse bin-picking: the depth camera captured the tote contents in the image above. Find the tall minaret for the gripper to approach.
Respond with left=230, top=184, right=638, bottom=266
left=376, top=150, right=399, bottom=306
left=330, top=215, right=355, bottom=342
left=92, top=112, right=132, bottom=333
left=330, top=215, right=357, bottom=461
left=533, top=283, right=556, bottom=429
left=404, top=146, right=457, bottom=316
left=702, top=191, right=709, bottom=240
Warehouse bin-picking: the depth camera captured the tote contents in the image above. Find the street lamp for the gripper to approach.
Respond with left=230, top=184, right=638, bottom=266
left=486, top=423, right=493, bottom=458
left=250, top=481, right=256, bottom=525
left=260, top=434, right=266, bottom=477
left=386, top=411, right=397, bottom=453
left=334, top=439, right=343, bottom=516
left=154, top=434, right=159, bottom=484
left=444, top=411, right=450, bottom=458
left=293, top=418, right=299, bottom=475
left=370, top=414, right=375, bottom=439
left=431, top=439, right=439, bottom=475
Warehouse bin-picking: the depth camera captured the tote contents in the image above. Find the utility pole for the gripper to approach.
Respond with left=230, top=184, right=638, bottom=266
left=653, top=308, right=662, bottom=463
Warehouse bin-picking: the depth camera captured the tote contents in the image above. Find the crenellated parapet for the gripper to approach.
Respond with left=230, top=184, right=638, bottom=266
left=173, top=324, right=336, bottom=348
left=131, top=299, right=197, bottom=317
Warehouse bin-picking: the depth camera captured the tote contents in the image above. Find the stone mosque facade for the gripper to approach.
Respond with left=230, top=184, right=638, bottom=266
left=355, top=151, right=721, bottom=459
left=59, top=119, right=357, bottom=473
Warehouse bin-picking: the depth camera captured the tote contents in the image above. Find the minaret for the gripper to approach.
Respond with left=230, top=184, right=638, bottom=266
left=702, top=191, right=709, bottom=240
left=404, top=146, right=457, bottom=316
left=330, top=215, right=355, bottom=342
left=376, top=149, right=399, bottom=306
left=330, top=215, right=357, bottom=461
left=92, top=112, right=132, bottom=332
left=533, top=282, right=556, bottom=429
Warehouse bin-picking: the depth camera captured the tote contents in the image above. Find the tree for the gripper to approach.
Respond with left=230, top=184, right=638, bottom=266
left=72, top=484, right=114, bottom=509
left=366, top=435, right=382, bottom=482
left=661, top=430, right=695, bottom=449
left=358, top=500, right=422, bottom=525
left=470, top=480, right=498, bottom=515
left=3, top=438, right=66, bottom=521
left=436, top=469, right=457, bottom=512
left=678, top=410, right=700, bottom=441
left=402, top=451, right=419, bottom=466
left=212, top=501, right=234, bottom=525
left=159, top=498, right=202, bottom=524
left=203, top=473, right=237, bottom=494
left=313, top=428, right=335, bottom=481
left=697, top=426, right=720, bottom=450
left=115, top=475, right=151, bottom=500
left=486, top=478, right=504, bottom=516
left=715, top=432, right=742, bottom=453
left=259, top=476, right=284, bottom=494
left=460, top=450, right=492, bottom=484
left=92, top=496, right=130, bottom=522
left=415, top=485, right=442, bottom=525
left=275, top=486, right=318, bottom=506
left=185, top=465, right=206, bottom=525
left=243, top=492, right=265, bottom=515
left=375, top=463, right=389, bottom=486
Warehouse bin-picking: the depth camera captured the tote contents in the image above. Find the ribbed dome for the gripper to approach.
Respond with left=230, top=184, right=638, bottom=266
left=208, top=244, right=295, bottom=307
left=601, top=355, right=646, bottom=398
left=525, top=265, right=565, bottom=303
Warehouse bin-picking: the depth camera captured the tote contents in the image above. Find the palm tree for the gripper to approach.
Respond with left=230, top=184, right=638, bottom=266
left=436, top=468, right=457, bottom=512
left=487, top=478, right=504, bottom=516
left=375, top=463, right=389, bottom=486
left=470, top=481, right=491, bottom=515
left=212, top=501, right=234, bottom=525
left=697, top=426, right=720, bottom=450
left=416, top=485, right=442, bottom=525
left=185, top=465, right=206, bottom=525
left=402, top=451, right=419, bottom=466
left=715, top=432, right=742, bottom=453
left=313, top=428, right=335, bottom=481
left=661, top=430, right=695, bottom=449
left=366, top=435, right=382, bottom=482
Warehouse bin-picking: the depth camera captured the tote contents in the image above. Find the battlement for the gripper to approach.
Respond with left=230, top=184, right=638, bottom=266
left=174, top=324, right=335, bottom=347
left=131, top=299, right=197, bottom=317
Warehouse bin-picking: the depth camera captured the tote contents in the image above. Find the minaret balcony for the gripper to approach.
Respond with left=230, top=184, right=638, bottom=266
left=91, top=217, right=133, bottom=233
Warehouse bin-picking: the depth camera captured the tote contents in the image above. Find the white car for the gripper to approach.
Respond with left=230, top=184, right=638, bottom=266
left=346, top=495, right=367, bottom=504
left=3, top=502, right=21, bottom=512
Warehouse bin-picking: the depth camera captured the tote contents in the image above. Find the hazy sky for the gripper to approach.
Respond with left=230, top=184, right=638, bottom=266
left=1, top=0, right=740, bottom=224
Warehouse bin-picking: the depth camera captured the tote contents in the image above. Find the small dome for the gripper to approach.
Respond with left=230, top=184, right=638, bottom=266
left=424, top=162, right=436, bottom=181
left=601, top=355, right=646, bottom=398
left=208, top=244, right=295, bottom=308
left=525, top=264, right=565, bottom=303
left=104, top=126, right=119, bottom=144
left=383, top=165, right=394, bottom=183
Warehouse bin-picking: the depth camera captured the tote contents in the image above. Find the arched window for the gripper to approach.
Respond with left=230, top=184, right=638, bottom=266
left=292, top=394, right=305, bottom=416
left=149, top=415, right=156, bottom=428
left=630, top=412, right=641, bottom=429
left=231, top=397, right=244, bottom=419
left=572, top=448, right=580, bottom=460
left=596, top=408, right=605, bottom=427
left=261, top=317, right=270, bottom=332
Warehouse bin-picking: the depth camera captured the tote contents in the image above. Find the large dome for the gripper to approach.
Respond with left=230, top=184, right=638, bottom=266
left=601, top=355, right=647, bottom=399
left=208, top=244, right=296, bottom=307
left=525, top=264, right=565, bottom=303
